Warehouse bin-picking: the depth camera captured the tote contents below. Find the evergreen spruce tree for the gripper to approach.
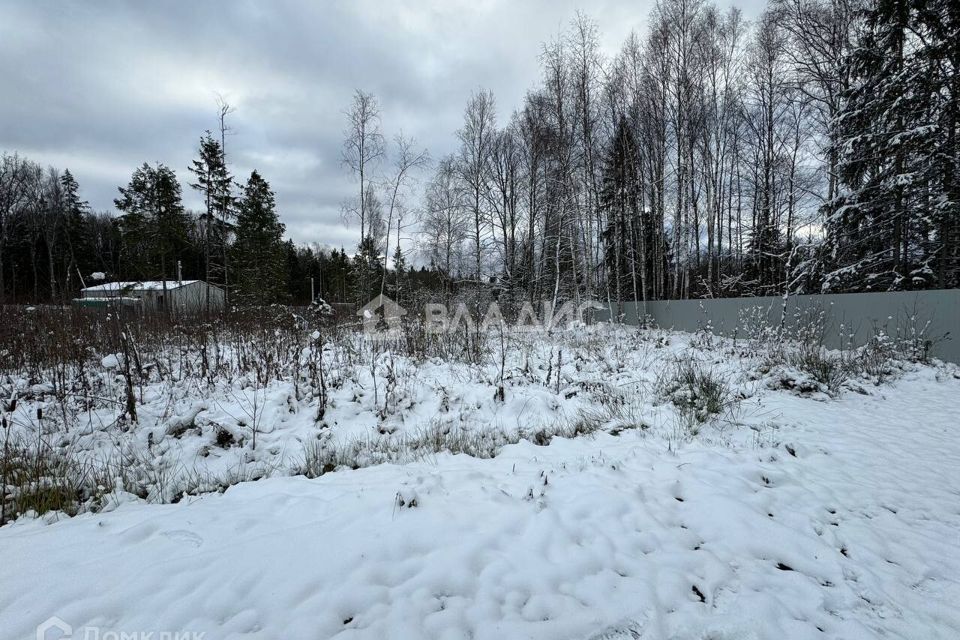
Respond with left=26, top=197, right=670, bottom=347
left=599, top=117, right=652, bottom=310
left=329, top=248, right=352, bottom=302
left=283, top=240, right=305, bottom=303
left=115, top=163, right=190, bottom=302
left=351, top=236, right=383, bottom=305
left=232, top=171, right=287, bottom=305
left=189, top=131, right=233, bottom=303
left=59, top=169, right=93, bottom=290
left=826, top=0, right=959, bottom=291
left=917, top=0, right=960, bottom=288
left=389, top=244, right=407, bottom=305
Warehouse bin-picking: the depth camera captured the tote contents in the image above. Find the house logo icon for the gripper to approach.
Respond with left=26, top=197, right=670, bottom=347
left=357, top=294, right=407, bottom=333
left=36, top=616, right=72, bottom=640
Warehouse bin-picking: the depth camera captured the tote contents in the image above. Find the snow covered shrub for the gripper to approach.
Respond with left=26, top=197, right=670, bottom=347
left=412, top=422, right=514, bottom=458
left=296, top=412, right=610, bottom=480
left=298, top=425, right=510, bottom=478
left=0, top=431, right=88, bottom=524
left=848, top=320, right=941, bottom=385
left=658, top=356, right=735, bottom=424
left=554, top=407, right=620, bottom=439
left=172, top=464, right=272, bottom=502
left=736, top=305, right=779, bottom=345
left=782, top=341, right=849, bottom=396
left=393, top=316, right=491, bottom=364
left=308, top=297, right=335, bottom=319
left=601, top=400, right=651, bottom=435
left=855, top=330, right=901, bottom=382
left=399, top=318, right=431, bottom=360
left=738, top=307, right=853, bottom=397
left=689, top=322, right=717, bottom=351
left=300, top=438, right=366, bottom=477
left=571, top=384, right=650, bottom=436
left=880, top=311, right=945, bottom=365
left=233, top=379, right=267, bottom=450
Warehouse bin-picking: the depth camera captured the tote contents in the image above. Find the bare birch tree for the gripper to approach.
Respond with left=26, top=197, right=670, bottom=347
left=342, top=90, right=385, bottom=242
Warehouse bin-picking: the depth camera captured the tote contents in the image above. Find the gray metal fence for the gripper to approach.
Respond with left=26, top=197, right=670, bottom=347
left=595, top=289, right=960, bottom=364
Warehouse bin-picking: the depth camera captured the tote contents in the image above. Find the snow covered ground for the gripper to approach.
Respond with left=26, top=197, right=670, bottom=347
left=2, top=327, right=959, bottom=638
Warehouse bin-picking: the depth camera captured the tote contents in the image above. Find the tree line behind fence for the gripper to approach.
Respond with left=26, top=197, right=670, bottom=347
left=0, top=0, right=957, bottom=312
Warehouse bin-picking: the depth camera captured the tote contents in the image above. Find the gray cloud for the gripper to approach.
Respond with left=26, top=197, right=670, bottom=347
left=0, top=0, right=760, bottom=248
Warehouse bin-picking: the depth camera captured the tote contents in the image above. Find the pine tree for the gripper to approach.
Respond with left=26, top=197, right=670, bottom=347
left=115, top=163, right=190, bottom=302
left=232, top=171, right=287, bottom=305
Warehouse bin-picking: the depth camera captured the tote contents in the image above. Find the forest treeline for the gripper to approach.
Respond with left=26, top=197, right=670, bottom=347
left=0, top=0, right=956, bottom=311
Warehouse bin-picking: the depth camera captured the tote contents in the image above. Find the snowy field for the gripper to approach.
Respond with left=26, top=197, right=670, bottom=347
left=2, top=321, right=959, bottom=639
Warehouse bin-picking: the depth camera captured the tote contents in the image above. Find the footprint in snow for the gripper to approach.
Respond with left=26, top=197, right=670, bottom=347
left=585, top=621, right=645, bottom=639
left=160, top=529, right=203, bottom=548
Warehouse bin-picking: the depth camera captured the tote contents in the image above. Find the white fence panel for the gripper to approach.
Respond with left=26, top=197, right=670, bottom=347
left=596, top=289, right=960, bottom=364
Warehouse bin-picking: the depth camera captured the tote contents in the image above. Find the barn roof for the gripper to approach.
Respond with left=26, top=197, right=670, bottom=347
left=81, top=280, right=204, bottom=292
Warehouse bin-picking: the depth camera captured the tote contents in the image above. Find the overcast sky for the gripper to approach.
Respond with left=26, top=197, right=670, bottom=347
left=0, top=0, right=761, bottom=250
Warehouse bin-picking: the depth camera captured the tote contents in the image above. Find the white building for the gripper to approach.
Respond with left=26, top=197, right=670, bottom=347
left=79, top=280, right=225, bottom=313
